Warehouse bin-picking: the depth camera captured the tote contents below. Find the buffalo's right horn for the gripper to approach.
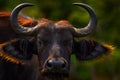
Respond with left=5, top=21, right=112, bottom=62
left=10, top=3, right=38, bottom=35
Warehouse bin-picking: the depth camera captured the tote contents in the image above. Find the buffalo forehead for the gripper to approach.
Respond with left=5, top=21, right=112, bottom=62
left=37, top=27, right=73, bottom=41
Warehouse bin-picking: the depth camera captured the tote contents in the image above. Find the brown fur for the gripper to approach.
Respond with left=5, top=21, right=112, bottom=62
left=0, top=12, right=37, bottom=43
left=102, top=44, right=114, bottom=56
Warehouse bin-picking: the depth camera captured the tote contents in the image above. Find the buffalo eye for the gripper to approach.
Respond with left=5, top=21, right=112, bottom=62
left=63, top=39, right=72, bottom=46
left=38, top=40, right=43, bottom=46
left=39, top=39, right=49, bottom=46
left=62, top=39, right=73, bottom=53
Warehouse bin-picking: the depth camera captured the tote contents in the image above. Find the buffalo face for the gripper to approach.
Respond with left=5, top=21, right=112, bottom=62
left=36, top=25, right=73, bottom=78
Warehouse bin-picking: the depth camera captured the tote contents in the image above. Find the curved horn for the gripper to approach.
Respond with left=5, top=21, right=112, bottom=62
left=73, top=3, right=97, bottom=37
left=10, top=3, right=38, bottom=35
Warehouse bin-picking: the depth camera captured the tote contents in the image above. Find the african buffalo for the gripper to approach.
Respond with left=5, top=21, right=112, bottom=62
left=0, top=3, right=113, bottom=80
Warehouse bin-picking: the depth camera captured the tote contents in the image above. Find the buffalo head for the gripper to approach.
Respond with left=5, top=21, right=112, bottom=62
left=0, top=3, right=113, bottom=80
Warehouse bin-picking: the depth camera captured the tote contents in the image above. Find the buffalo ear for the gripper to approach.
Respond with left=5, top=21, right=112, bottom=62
left=0, top=39, right=33, bottom=64
left=73, top=39, right=114, bottom=61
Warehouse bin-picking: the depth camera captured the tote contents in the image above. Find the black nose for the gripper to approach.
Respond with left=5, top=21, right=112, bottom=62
left=46, top=58, right=67, bottom=71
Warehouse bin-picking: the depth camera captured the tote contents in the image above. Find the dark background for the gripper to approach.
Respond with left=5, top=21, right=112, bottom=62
left=0, top=0, right=120, bottom=80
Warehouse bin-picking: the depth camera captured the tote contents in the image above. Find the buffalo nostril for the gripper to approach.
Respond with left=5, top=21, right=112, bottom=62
left=61, top=61, right=66, bottom=68
left=46, top=59, right=67, bottom=70
left=46, top=60, right=53, bottom=69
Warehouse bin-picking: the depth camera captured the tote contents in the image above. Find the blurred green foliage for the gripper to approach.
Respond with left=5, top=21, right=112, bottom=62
left=0, top=0, right=120, bottom=80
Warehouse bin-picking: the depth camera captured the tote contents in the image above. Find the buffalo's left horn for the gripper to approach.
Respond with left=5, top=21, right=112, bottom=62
left=10, top=3, right=38, bottom=35
left=73, top=3, right=97, bottom=37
